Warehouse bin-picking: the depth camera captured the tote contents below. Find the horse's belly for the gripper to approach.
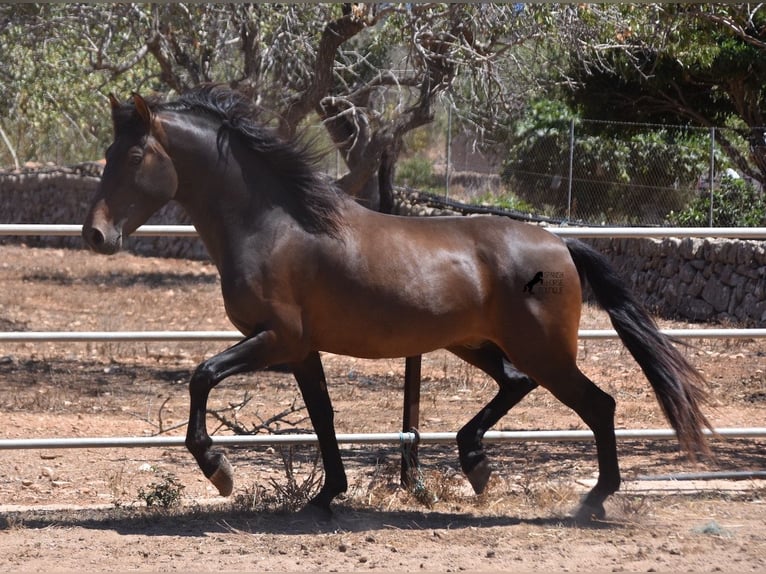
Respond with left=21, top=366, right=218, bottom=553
left=309, top=304, right=489, bottom=359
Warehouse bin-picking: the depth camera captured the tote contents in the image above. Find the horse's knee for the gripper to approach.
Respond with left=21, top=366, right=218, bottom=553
left=189, top=362, right=216, bottom=395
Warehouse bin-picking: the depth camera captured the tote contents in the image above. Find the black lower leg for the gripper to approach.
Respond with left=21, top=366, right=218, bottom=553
left=450, top=346, right=537, bottom=494
left=184, top=332, right=279, bottom=497
left=551, top=375, right=619, bottom=522
left=291, top=352, right=346, bottom=516
left=185, top=366, right=234, bottom=496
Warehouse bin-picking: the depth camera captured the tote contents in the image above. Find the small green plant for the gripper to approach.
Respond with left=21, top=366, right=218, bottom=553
left=398, top=156, right=436, bottom=190
left=137, top=471, right=186, bottom=509
left=474, top=190, right=537, bottom=215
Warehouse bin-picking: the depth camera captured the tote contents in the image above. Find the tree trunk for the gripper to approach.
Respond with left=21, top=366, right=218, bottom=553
left=378, top=144, right=401, bottom=214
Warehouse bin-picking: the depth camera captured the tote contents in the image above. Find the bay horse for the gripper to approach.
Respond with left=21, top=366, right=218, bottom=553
left=82, top=85, right=711, bottom=522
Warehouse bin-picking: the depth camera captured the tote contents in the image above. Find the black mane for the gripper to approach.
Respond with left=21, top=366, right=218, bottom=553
left=154, top=85, right=346, bottom=237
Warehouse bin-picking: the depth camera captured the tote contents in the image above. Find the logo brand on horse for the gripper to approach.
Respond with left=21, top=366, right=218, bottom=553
left=82, top=85, right=712, bottom=523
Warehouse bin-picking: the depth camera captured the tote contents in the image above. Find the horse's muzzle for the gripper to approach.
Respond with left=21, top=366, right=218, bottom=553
left=82, top=198, right=124, bottom=255
left=82, top=221, right=122, bottom=255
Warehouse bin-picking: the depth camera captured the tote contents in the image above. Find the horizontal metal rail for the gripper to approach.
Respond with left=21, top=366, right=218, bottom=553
left=0, top=427, right=764, bottom=451
left=0, top=224, right=198, bottom=237
left=552, top=226, right=766, bottom=238
left=0, top=330, right=241, bottom=343
left=1, top=223, right=766, bottom=239
left=1, top=328, right=764, bottom=343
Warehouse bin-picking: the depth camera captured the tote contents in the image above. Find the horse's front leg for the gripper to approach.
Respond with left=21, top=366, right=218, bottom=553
left=290, top=351, right=347, bottom=519
left=185, top=331, right=280, bottom=497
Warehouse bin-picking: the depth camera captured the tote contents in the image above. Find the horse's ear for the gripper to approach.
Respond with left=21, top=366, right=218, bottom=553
left=108, top=93, right=121, bottom=112
left=131, top=92, right=152, bottom=132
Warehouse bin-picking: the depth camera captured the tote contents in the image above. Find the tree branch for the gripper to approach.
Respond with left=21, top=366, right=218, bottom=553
left=279, top=12, right=366, bottom=139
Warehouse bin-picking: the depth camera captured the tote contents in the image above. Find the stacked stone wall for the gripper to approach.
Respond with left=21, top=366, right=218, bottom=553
left=0, top=164, right=208, bottom=259
left=588, top=237, right=765, bottom=326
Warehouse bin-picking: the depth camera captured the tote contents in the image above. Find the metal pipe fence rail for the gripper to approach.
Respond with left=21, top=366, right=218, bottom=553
left=2, top=223, right=766, bottom=238
left=1, top=427, right=765, bottom=451
left=1, top=328, right=765, bottom=343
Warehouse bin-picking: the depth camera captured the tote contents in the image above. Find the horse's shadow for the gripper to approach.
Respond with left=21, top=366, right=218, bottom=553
left=0, top=504, right=618, bottom=537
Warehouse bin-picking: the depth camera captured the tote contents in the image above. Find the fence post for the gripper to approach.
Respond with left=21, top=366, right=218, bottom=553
left=567, top=118, right=575, bottom=221
left=445, top=105, right=452, bottom=199
left=401, top=355, right=422, bottom=486
left=709, top=127, right=716, bottom=226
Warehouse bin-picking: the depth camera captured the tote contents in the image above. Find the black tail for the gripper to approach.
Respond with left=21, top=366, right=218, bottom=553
left=566, top=239, right=712, bottom=458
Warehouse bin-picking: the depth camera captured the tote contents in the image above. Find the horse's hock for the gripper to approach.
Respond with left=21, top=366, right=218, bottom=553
left=1, top=164, right=764, bottom=327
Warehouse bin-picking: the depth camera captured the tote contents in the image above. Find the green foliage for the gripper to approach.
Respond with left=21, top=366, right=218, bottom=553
left=502, top=100, right=720, bottom=224
left=0, top=5, right=158, bottom=166
left=475, top=191, right=538, bottom=215
left=668, top=177, right=766, bottom=227
left=137, top=471, right=186, bottom=509
left=397, top=156, right=435, bottom=190
left=563, top=4, right=766, bottom=187
left=501, top=99, right=709, bottom=224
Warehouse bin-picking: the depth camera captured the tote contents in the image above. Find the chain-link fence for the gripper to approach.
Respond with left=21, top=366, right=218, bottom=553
left=472, top=119, right=765, bottom=227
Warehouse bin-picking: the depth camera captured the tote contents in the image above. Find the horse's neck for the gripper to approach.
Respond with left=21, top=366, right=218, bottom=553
left=161, top=114, right=261, bottom=270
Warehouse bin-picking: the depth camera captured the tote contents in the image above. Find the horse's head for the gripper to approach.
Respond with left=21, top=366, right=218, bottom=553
left=82, top=93, right=178, bottom=254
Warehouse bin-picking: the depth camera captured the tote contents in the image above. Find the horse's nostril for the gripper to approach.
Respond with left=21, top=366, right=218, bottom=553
left=83, top=226, right=105, bottom=248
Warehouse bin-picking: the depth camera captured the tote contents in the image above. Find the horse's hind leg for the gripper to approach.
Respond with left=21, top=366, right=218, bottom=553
left=290, top=351, right=347, bottom=518
left=449, top=345, right=538, bottom=494
left=539, top=367, right=620, bottom=522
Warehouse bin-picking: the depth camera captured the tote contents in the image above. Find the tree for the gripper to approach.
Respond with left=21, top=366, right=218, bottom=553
left=561, top=3, right=766, bottom=187
left=1, top=3, right=560, bottom=212
left=0, top=4, right=156, bottom=166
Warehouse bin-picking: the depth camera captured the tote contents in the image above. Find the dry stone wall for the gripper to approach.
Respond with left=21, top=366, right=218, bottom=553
left=2, top=166, right=764, bottom=326
left=588, top=237, right=765, bottom=326
left=0, top=164, right=208, bottom=259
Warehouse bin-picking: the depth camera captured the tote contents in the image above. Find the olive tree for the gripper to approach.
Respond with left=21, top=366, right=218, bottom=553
left=1, top=3, right=567, bottom=210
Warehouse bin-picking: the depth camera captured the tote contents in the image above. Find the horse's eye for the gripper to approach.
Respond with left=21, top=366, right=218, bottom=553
left=129, top=151, right=144, bottom=165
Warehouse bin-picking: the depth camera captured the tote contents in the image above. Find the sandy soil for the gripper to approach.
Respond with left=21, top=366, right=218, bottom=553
left=0, top=244, right=764, bottom=572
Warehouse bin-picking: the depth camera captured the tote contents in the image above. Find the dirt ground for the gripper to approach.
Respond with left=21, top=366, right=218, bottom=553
left=0, top=243, right=764, bottom=572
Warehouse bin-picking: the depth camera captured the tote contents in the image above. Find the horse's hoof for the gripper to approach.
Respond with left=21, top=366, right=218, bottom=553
left=465, top=457, right=492, bottom=494
left=209, top=456, right=234, bottom=496
left=573, top=501, right=606, bottom=524
left=298, top=501, right=334, bottom=523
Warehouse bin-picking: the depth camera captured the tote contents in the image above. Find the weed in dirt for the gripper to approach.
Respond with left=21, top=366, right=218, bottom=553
left=233, top=483, right=271, bottom=513
left=233, top=445, right=322, bottom=513
left=107, top=466, right=130, bottom=508
left=611, top=491, right=652, bottom=519
left=0, top=513, right=24, bottom=531
left=693, top=520, right=734, bottom=537
left=408, top=467, right=468, bottom=509
left=137, top=469, right=186, bottom=509
left=268, top=445, right=323, bottom=511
